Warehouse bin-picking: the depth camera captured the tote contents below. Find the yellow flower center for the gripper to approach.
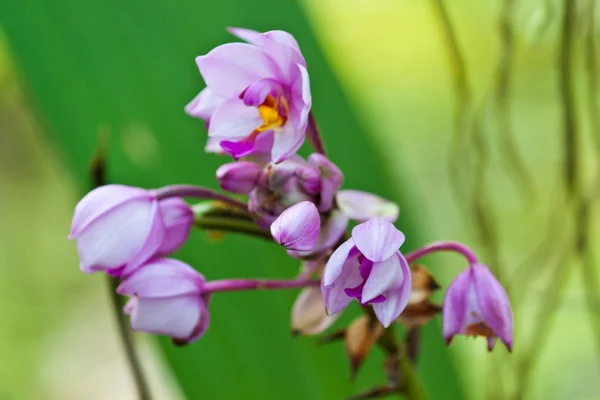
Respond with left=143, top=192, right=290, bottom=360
left=257, top=95, right=287, bottom=132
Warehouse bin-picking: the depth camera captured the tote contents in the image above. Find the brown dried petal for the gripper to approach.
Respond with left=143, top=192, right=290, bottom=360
left=291, top=286, right=339, bottom=336
left=397, top=301, right=442, bottom=328
left=408, top=264, right=440, bottom=305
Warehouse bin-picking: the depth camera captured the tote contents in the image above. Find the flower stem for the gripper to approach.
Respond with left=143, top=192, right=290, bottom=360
left=203, top=278, right=320, bottom=293
left=405, top=241, right=478, bottom=266
left=153, top=184, right=248, bottom=211
left=306, top=112, right=327, bottom=156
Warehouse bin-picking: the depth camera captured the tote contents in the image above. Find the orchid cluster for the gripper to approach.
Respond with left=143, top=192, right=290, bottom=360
left=69, top=28, right=513, bottom=392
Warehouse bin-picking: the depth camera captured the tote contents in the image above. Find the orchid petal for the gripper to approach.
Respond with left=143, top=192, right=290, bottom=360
left=208, top=97, right=262, bottom=139
left=336, top=190, right=399, bottom=223
left=322, top=239, right=355, bottom=286
left=185, top=88, right=224, bottom=121
left=351, top=219, right=405, bottom=262
left=362, top=254, right=402, bottom=304
left=442, top=268, right=472, bottom=343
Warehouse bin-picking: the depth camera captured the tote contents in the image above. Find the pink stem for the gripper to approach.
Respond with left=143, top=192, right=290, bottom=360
left=405, top=241, right=479, bottom=266
left=306, top=112, right=327, bottom=156
left=153, top=184, right=248, bottom=211
left=203, top=278, right=320, bottom=294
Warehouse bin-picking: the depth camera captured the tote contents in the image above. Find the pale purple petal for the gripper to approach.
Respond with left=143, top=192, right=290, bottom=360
left=196, top=43, right=280, bottom=98
left=322, top=238, right=356, bottom=286
left=372, top=253, right=412, bottom=327
left=185, top=88, right=225, bottom=121
left=158, top=198, right=193, bottom=255
left=322, top=254, right=363, bottom=315
left=242, top=78, right=282, bottom=107
left=69, top=185, right=150, bottom=238
left=76, top=198, right=157, bottom=274
left=271, top=121, right=305, bottom=163
left=286, top=209, right=348, bottom=259
left=227, top=27, right=305, bottom=82
left=265, top=30, right=302, bottom=54
left=121, top=201, right=166, bottom=276
left=362, top=254, right=402, bottom=304
left=472, top=264, right=514, bottom=350
left=117, top=258, right=204, bottom=298
left=208, top=98, right=262, bottom=139
left=442, top=268, right=472, bottom=343
left=351, top=219, right=405, bottom=262
left=270, top=201, right=320, bottom=252
left=205, top=137, right=226, bottom=154
left=336, top=190, right=399, bottom=223
left=289, top=64, right=311, bottom=130
left=187, top=297, right=210, bottom=343
left=129, top=295, right=202, bottom=340
left=217, top=161, right=262, bottom=194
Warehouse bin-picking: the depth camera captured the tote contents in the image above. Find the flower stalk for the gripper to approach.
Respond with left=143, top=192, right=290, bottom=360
left=154, top=184, right=248, bottom=211
left=203, top=278, right=320, bottom=293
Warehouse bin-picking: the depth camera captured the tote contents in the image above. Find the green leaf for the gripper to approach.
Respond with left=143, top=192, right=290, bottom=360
left=0, top=1, right=463, bottom=398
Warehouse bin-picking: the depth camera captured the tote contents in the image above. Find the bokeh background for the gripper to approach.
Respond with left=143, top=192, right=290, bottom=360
left=1, top=0, right=599, bottom=399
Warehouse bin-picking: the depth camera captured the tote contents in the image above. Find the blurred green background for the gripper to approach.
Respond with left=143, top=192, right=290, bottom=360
left=0, top=0, right=599, bottom=399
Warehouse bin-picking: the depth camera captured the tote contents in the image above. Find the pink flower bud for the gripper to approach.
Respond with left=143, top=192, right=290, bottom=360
left=217, top=161, right=262, bottom=194
left=270, top=201, right=320, bottom=252
left=443, top=264, right=513, bottom=351
left=158, top=198, right=194, bottom=255
left=321, top=218, right=411, bottom=327
left=308, top=153, right=343, bottom=212
left=69, top=185, right=165, bottom=277
left=118, top=258, right=209, bottom=344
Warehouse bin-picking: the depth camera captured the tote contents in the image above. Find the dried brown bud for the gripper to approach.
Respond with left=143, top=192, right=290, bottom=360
left=397, top=264, right=442, bottom=328
left=291, top=286, right=339, bottom=336
left=345, top=315, right=385, bottom=379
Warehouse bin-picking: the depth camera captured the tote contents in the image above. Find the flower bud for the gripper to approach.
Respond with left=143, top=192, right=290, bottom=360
left=270, top=201, right=320, bottom=252
left=118, top=258, right=209, bottom=344
left=443, top=264, right=513, bottom=351
left=217, top=161, right=262, bottom=194
left=69, top=185, right=165, bottom=277
left=308, top=153, right=343, bottom=212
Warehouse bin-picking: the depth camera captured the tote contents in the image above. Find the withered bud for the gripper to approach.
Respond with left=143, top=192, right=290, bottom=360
left=345, top=315, right=385, bottom=379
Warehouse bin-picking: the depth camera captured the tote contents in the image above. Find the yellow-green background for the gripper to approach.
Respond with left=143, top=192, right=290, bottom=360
left=0, top=0, right=598, bottom=399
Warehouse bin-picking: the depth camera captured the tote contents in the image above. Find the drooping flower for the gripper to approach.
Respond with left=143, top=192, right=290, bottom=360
left=443, top=264, right=513, bottom=351
left=321, top=218, right=412, bottom=327
left=336, top=190, right=399, bottom=223
left=187, top=28, right=311, bottom=163
left=118, top=258, right=209, bottom=345
left=69, top=185, right=192, bottom=277
left=271, top=201, right=320, bottom=252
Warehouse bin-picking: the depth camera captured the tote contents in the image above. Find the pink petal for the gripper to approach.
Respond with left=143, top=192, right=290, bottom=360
left=321, top=253, right=363, bottom=315
left=289, top=64, right=311, bottom=130
left=270, top=201, right=320, bottom=251
left=351, top=219, right=405, bottom=262
left=157, top=198, right=193, bottom=255
left=196, top=42, right=280, bottom=98
left=76, top=198, right=158, bottom=274
left=371, top=253, right=412, bottom=327
left=472, top=264, right=514, bottom=350
left=336, top=190, right=399, bottom=223
left=242, top=78, right=282, bottom=107
left=185, top=88, right=225, bottom=121
left=205, top=137, right=226, bottom=154
left=271, top=121, right=305, bottom=163
left=322, top=238, right=356, bottom=286
left=362, top=253, right=402, bottom=304
left=265, top=30, right=301, bottom=53
left=69, top=185, right=150, bottom=238
left=442, top=268, right=472, bottom=343
left=129, top=295, right=202, bottom=340
left=227, top=27, right=305, bottom=83
left=117, top=258, right=204, bottom=298
left=308, top=154, right=343, bottom=212
left=208, top=97, right=262, bottom=140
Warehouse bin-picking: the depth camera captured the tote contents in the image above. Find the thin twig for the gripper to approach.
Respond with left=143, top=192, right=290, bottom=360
left=88, top=131, right=152, bottom=400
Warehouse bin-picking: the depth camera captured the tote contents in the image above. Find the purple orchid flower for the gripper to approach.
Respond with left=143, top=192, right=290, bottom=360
left=69, top=185, right=193, bottom=277
left=186, top=28, right=311, bottom=163
left=321, top=218, right=412, bottom=327
left=118, top=258, right=209, bottom=345
left=443, top=264, right=514, bottom=351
